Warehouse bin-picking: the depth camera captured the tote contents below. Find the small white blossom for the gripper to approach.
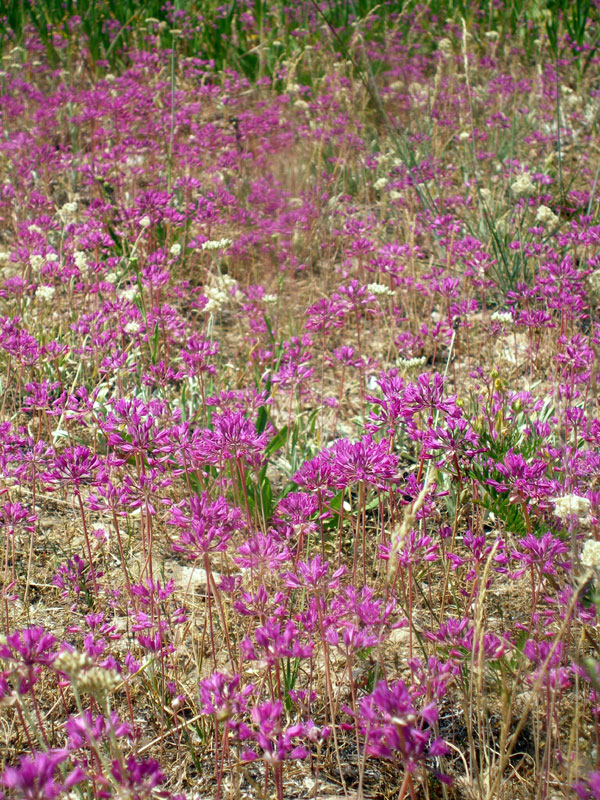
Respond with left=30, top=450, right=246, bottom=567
left=53, top=649, right=93, bottom=677
left=511, top=172, right=536, bottom=199
left=552, top=494, right=591, bottom=522
left=73, top=251, right=88, bottom=270
left=170, top=243, right=182, bottom=256
left=263, top=294, right=278, bottom=304
left=29, top=255, right=44, bottom=271
left=77, top=666, right=120, bottom=699
left=397, top=356, right=427, bottom=369
left=124, top=321, right=141, bottom=334
left=491, top=310, right=514, bottom=324
left=59, top=201, right=78, bottom=222
left=373, top=177, right=388, bottom=191
left=214, top=273, right=237, bottom=293
left=204, top=287, right=229, bottom=313
left=119, top=287, right=138, bottom=302
left=581, top=539, right=600, bottom=569
left=105, top=272, right=118, bottom=284
left=201, top=237, right=232, bottom=251
left=139, top=215, right=151, bottom=229
left=35, top=285, right=55, bottom=301
left=368, top=282, right=394, bottom=296
left=535, top=205, right=559, bottom=232
left=0, top=252, right=9, bottom=263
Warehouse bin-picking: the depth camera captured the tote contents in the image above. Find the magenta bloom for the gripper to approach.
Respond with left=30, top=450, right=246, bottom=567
left=282, top=555, right=346, bottom=592
left=235, top=532, right=291, bottom=570
left=193, top=411, right=269, bottom=468
left=355, top=680, right=447, bottom=770
left=66, top=711, right=132, bottom=749
left=575, top=771, right=600, bottom=799
left=169, top=492, right=242, bottom=559
left=110, top=756, right=165, bottom=799
left=43, top=446, right=104, bottom=489
left=230, top=700, right=314, bottom=764
left=512, top=532, right=570, bottom=577
left=328, top=435, right=399, bottom=490
left=0, top=627, right=57, bottom=693
left=199, top=671, right=253, bottom=719
left=241, top=618, right=313, bottom=666
left=0, top=749, right=83, bottom=799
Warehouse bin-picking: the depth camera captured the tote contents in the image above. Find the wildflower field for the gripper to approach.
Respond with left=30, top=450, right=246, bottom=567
left=3, top=1, right=600, bottom=798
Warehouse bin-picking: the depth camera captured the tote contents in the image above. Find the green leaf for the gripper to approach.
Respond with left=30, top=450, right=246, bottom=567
left=150, top=322, right=160, bottom=364
left=264, top=424, right=289, bottom=459
left=256, top=405, right=268, bottom=435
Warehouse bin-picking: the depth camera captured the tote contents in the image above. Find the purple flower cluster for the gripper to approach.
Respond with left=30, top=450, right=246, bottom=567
left=0, top=9, right=599, bottom=799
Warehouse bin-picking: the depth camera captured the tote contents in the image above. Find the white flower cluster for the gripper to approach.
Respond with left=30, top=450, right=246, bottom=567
left=119, top=286, right=138, bottom=302
left=368, top=282, right=394, bottom=297
left=53, top=649, right=93, bottom=677
left=73, top=251, right=88, bottom=270
left=263, top=294, right=278, bottom=305
left=214, top=273, right=237, bottom=293
left=77, top=666, right=120, bottom=700
left=170, top=243, right=182, bottom=256
left=35, top=285, right=55, bottom=302
left=490, top=310, right=513, bottom=324
left=581, top=539, right=600, bottom=569
left=534, top=205, right=559, bottom=232
left=204, top=272, right=238, bottom=313
left=59, top=200, right=78, bottom=223
left=201, top=237, right=232, bottom=251
left=204, top=287, right=229, bottom=313
left=511, top=172, right=536, bottom=199
left=373, top=177, right=388, bottom=191
left=552, top=493, right=591, bottom=522
left=124, top=321, right=141, bottom=334
left=398, top=356, right=427, bottom=369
